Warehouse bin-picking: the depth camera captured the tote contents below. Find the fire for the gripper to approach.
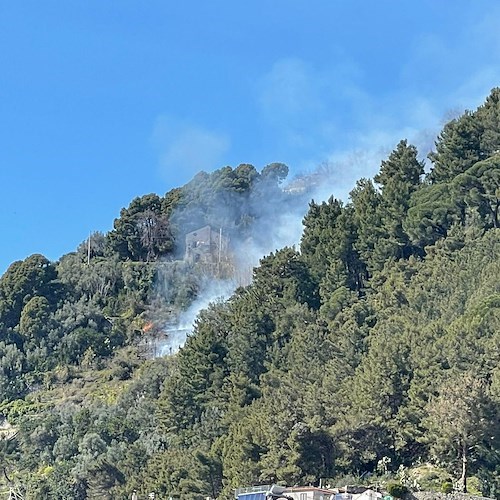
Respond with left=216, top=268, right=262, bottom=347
left=142, top=321, right=154, bottom=333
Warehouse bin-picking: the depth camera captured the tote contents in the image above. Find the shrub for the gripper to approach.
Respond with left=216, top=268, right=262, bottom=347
left=441, top=481, right=453, bottom=493
left=386, top=481, right=409, bottom=498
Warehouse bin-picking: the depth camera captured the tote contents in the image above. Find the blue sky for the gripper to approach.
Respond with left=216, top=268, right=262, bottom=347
left=2, top=0, right=500, bottom=274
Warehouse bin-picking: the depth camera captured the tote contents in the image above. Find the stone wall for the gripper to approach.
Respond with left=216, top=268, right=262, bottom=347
left=409, top=492, right=493, bottom=500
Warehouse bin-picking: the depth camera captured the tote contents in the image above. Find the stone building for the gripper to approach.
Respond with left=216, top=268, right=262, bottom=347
left=184, top=225, right=228, bottom=265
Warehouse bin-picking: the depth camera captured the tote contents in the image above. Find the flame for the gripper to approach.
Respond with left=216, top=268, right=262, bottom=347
left=142, top=321, right=154, bottom=333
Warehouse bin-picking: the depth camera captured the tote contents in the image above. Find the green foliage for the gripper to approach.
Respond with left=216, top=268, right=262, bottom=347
left=429, top=87, right=500, bottom=184
left=0, top=254, right=59, bottom=329
left=423, top=372, right=499, bottom=492
left=2, top=90, right=500, bottom=498
left=441, top=481, right=453, bottom=493
left=375, top=139, right=424, bottom=189
left=19, top=296, right=52, bottom=353
left=404, top=183, right=463, bottom=247
left=0, top=341, right=27, bottom=400
left=476, top=86, right=500, bottom=156
left=454, top=154, right=500, bottom=229
left=108, top=193, right=173, bottom=262
left=371, top=140, right=424, bottom=268
left=253, top=247, right=318, bottom=309
left=159, top=301, right=230, bottom=432
left=301, top=197, right=366, bottom=295
left=428, top=110, right=483, bottom=183
left=350, top=178, right=382, bottom=271
left=386, top=481, right=408, bottom=498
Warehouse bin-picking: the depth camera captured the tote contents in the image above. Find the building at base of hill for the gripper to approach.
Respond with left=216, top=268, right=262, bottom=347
left=235, top=485, right=383, bottom=500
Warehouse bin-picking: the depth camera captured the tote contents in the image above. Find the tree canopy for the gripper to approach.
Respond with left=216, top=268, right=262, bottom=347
left=1, top=90, right=500, bottom=499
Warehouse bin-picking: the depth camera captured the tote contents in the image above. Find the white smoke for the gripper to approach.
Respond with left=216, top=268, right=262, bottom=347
left=154, top=158, right=380, bottom=356
left=158, top=278, right=238, bottom=355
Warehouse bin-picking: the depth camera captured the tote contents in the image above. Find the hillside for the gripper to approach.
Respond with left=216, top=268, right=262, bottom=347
left=0, top=90, right=499, bottom=499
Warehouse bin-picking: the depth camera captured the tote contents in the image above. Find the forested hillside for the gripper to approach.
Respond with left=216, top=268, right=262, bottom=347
left=1, top=90, right=499, bottom=499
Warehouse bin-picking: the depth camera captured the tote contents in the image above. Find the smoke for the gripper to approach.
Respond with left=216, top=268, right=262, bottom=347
left=156, top=328, right=190, bottom=356
left=158, top=278, right=238, bottom=355
left=230, top=206, right=307, bottom=276
left=179, top=278, right=238, bottom=330
left=152, top=158, right=376, bottom=356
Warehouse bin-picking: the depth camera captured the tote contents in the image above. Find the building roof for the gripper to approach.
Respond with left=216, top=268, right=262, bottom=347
left=284, top=487, right=335, bottom=494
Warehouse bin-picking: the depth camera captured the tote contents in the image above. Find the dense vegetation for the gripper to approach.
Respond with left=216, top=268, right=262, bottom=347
left=1, top=90, right=499, bottom=499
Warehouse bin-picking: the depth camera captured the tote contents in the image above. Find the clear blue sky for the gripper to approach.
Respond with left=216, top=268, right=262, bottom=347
left=1, top=0, right=500, bottom=274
